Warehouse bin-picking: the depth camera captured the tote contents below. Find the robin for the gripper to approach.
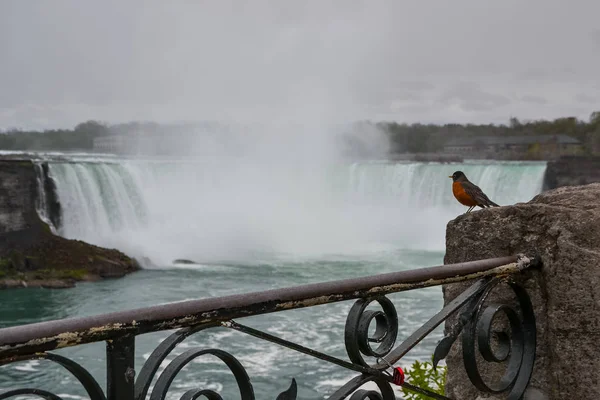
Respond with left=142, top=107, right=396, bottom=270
left=449, top=171, right=499, bottom=213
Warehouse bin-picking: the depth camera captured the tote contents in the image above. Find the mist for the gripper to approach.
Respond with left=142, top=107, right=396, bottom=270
left=75, top=120, right=395, bottom=265
left=4, top=1, right=599, bottom=264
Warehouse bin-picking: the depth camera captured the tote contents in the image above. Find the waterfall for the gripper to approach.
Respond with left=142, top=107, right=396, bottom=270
left=346, top=161, right=546, bottom=209
left=33, top=163, right=59, bottom=233
left=34, top=163, right=50, bottom=225
left=342, top=160, right=547, bottom=250
left=43, top=159, right=548, bottom=265
left=46, top=162, right=150, bottom=251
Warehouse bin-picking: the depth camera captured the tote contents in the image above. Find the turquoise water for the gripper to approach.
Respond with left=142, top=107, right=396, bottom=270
left=0, top=249, right=445, bottom=399
left=0, top=158, right=548, bottom=398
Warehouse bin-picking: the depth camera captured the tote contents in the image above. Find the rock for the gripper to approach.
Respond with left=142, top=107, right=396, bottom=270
left=173, top=258, right=197, bottom=264
left=523, top=387, right=550, bottom=400
left=442, top=183, right=600, bottom=400
left=0, top=160, right=140, bottom=289
left=0, top=229, right=140, bottom=288
left=543, top=155, right=600, bottom=190
left=0, top=278, right=76, bottom=289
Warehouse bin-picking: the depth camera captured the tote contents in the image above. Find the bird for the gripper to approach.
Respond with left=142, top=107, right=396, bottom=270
left=449, top=171, right=499, bottom=213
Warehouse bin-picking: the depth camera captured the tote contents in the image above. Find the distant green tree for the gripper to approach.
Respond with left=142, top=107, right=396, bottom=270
left=509, top=117, right=521, bottom=129
left=74, top=120, right=109, bottom=136
left=0, top=120, right=109, bottom=151
left=1, top=116, right=598, bottom=155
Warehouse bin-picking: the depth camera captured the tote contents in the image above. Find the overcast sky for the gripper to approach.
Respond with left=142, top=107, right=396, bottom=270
left=1, top=0, right=599, bottom=129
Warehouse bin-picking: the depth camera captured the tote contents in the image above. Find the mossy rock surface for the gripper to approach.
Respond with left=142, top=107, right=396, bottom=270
left=0, top=222, right=140, bottom=289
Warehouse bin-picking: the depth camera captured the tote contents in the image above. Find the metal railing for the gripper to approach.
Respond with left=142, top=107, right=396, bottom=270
left=0, top=254, right=539, bottom=400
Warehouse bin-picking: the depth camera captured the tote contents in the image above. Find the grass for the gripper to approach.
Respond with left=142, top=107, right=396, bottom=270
left=29, top=268, right=89, bottom=280
left=0, top=257, right=88, bottom=281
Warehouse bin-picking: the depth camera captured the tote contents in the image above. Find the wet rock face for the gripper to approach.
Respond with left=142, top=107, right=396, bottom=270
left=543, top=155, right=600, bottom=190
left=0, top=160, right=139, bottom=288
left=0, top=161, right=39, bottom=233
left=443, top=183, right=600, bottom=400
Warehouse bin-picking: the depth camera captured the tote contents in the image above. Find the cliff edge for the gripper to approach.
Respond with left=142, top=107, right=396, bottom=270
left=543, top=155, right=600, bottom=190
left=443, top=183, right=600, bottom=399
left=0, top=160, right=139, bottom=289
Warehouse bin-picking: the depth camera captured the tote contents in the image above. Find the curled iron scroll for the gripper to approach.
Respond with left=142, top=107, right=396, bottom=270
left=344, top=296, right=398, bottom=368
left=148, top=348, right=255, bottom=400
left=0, top=353, right=106, bottom=400
left=135, top=324, right=216, bottom=400
left=137, top=324, right=297, bottom=400
left=0, top=388, right=64, bottom=400
left=462, top=280, right=536, bottom=400
left=338, top=297, right=398, bottom=400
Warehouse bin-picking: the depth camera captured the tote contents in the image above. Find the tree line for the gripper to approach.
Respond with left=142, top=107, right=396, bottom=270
left=374, top=112, right=600, bottom=154
left=1, top=113, right=599, bottom=155
left=0, top=121, right=109, bottom=151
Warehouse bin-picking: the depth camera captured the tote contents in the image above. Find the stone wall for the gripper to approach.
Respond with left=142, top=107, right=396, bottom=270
left=443, top=183, right=600, bottom=399
left=543, top=155, right=600, bottom=190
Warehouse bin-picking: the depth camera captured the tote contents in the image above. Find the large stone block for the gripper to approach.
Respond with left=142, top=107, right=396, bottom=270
left=443, top=183, right=600, bottom=399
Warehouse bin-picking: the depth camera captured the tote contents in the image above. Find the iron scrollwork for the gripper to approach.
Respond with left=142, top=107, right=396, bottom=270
left=344, top=296, right=398, bottom=368
left=0, top=353, right=106, bottom=400
left=327, top=374, right=396, bottom=400
left=463, top=280, right=536, bottom=400
left=135, top=324, right=216, bottom=400
left=435, top=278, right=537, bottom=400
left=338, top=277, right=537, bottom=399
left=323, top=296, right=400, bottom=399
left=336, top=293, right=453, bottom=400
left=135, top=325, right=297, bottom=400
left=0, top=256, right=539, bottom=400
left=149, top=348, right=255, bottom=400
left=0, top=388, right=63, bottom=400
left=133, top=297, right=401, bottom=400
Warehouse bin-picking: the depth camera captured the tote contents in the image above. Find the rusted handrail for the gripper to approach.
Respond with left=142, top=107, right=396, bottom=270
left=0, top=255, right=529, bottom=359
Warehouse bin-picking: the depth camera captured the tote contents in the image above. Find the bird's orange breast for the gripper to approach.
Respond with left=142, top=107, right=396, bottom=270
left=452, top=181, right=477, bottom=206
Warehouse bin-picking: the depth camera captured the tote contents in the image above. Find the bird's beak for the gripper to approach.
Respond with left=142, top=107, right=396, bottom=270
left=448, top=175, right=453, bottom=179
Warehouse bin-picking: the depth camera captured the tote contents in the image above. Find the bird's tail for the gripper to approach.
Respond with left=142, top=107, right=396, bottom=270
left=488, top=200, right=500, bottom=207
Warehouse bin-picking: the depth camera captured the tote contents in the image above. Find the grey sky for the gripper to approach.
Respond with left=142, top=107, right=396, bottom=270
left=1, top=0, right=599, bottom=129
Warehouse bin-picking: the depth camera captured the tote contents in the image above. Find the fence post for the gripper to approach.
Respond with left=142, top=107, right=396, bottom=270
left=107, top=335, right=136, bottom=400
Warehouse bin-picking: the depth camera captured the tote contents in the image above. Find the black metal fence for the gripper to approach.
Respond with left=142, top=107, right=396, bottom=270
left=0, top=254, right=539, bottom=400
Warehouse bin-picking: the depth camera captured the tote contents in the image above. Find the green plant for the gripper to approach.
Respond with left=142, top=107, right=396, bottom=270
left=31, top=268, right=89, bottom=280
left=401, top=355, right=447, bottom=400
left=0, top=258, right=12, bottom=271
